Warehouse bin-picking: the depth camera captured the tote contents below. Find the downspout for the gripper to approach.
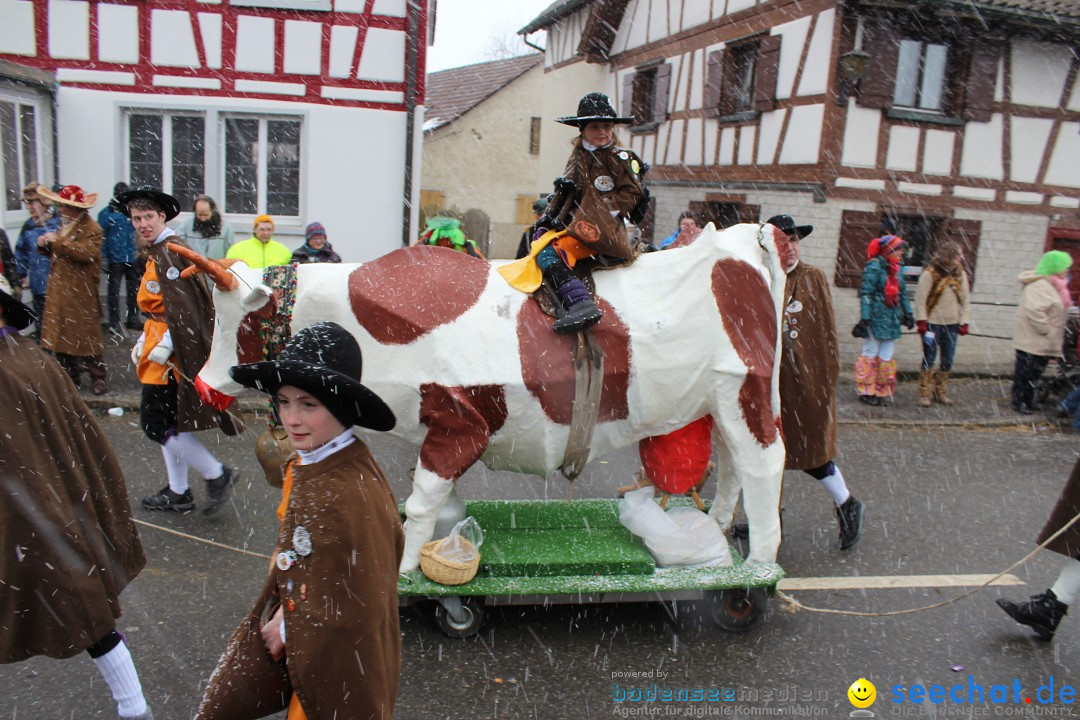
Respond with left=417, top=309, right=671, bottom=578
left=522, top=33, right=545, bottom=54
left=401, top=0, right=421, bottom=247
left=50, top=88, right=59, bottom=183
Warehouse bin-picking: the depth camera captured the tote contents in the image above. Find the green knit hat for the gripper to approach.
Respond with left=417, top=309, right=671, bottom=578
left=1035, top=250, right=1073, bottom=276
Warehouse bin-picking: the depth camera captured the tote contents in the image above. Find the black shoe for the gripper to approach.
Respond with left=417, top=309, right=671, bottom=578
left=1011, top=402, right=1033, bottom=415
left=729, top=508, right=783, bottom=541
left=996, top=589, right=1068, bottom=640
left=203, top=467, right=239, bottom=515
left=553, top=298, right=602, bottom=334
left=858, top=395, right=881, bottom=406
left=142, top=486, right=195, bottom=512
left=835, top=496, right=864, bottom=550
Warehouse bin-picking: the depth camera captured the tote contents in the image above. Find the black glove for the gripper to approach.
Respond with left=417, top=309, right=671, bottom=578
left=851, top=319, right=871, bottom=338
left=902, top=313, right=915, bottom=330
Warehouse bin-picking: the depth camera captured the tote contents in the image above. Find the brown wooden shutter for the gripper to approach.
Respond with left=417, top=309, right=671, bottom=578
left=963, top=43, right=999, bottom=122
left=736, top=204, right=762, bottom=224
left=856, top=21, right=899, bottom=109
left=622, top=72, right=635, bottom=120
left=754, top=34, right=781, bottom=113
left=835, top=210, right=880, bottom=288
left=652, top=63, right=672, bottom=124
left=940, top=218, right=982, bottom=287
left=704, top=49, right=725, bottom=118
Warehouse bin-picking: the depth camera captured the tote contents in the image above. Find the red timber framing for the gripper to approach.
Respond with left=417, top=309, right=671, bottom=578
left=11, top=0, right=426, bottom=111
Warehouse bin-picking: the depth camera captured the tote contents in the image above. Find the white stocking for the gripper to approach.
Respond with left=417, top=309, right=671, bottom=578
left=1050, top=557, right=1080, bottom=606
left=93, top=641, right=148, bottom=718
left=816, top=466, right=851, bottom=506
left=164, top=432, right=223, bottom=480
left=161, top=444, right=189, bottom=494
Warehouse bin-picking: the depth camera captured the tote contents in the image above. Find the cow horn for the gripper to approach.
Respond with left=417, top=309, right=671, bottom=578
left=167, top=242, right=238, bottom=291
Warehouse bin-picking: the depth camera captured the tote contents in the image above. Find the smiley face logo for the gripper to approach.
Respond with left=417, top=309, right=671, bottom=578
left=847, top=678, right=876, bottom=708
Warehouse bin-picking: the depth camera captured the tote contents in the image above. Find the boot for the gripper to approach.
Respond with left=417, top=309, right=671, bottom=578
left=933, top=370, right=954, bottom=405
left=835, top=495, right=864, bottom=550
left=917, top=369, right=933, bottom=407
left=552, top=276, right=602, bottom=334
left=996, top=589, right=1068, bottom=640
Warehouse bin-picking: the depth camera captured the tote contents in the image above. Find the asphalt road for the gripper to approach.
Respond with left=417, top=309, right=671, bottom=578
left=4, top=415, right=1079, bottom=719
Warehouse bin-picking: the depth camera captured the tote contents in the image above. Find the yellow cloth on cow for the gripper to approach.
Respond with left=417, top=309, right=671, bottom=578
left=497, top=229, right=566, bottom=293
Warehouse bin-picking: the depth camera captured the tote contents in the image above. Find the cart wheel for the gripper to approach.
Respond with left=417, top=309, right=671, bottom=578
left=434, top=597, right=484, bottom=639
left=707, top=587, right=767, bottom=632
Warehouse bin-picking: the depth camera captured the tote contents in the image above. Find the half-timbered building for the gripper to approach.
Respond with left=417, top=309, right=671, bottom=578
left=0, top=0, right=430, bottom=260
left=521, top=0, right=1080, bottom=369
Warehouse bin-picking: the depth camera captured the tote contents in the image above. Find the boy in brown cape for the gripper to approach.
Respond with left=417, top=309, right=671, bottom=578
left=196, top=322, right=403, bottom=720
left=0, top=275, right=151, bottom=719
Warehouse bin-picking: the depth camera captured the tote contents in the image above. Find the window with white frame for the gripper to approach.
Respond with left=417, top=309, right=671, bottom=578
left=893, top=39, right=949, bottom=112
left=0, top=99, right=41, bottom=212
left=127, top=111, right=206, bottom=208
left=223, top=115, right=301, bottom=217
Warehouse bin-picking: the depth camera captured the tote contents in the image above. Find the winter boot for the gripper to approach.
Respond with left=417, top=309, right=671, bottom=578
left=996, top=589, right=1068, bottom=640
left=541, top=258, right=602, bottom=334
left=835, top=495, right=864, bottom=550
left=141, top=486, right=195, bottom=512
left=933, top=370, right=954, bottom=405
left=917, top=370, right=933, bottom=407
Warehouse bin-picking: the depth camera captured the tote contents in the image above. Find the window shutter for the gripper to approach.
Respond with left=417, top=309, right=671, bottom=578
left=856, top=22, right=899, bottom=110
left=652, top=63, right=672, bottom=124
left=835, top=210, right=880, bottom=288
left=622, top=72, right=635, bottom=121
left=736, top=204, right=762, bottom=225
left=704, top=49, right=725, bottom=118
left=963, top=43, right=999, bottom=122
left=754, top=35, right=781, bottom=113
left=940, top=218, right=981, bottom=287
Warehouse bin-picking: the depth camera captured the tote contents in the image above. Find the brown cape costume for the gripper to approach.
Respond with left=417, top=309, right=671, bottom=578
left=40, top=211, right=105, bottom=357
left=1036, top=457, right=1080, bottom=559
left=0, top=333, right=145, bottom=662
left=779, top=262, right=840, bottom=470
left=148, top=237, right=242, bottom=435
left=196, top=439, right=404, bottom=720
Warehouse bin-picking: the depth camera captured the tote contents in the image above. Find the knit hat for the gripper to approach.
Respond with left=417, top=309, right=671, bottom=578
left=305, top=222, right=327, bottom=243
left=1035, top=250, right=1073, bottom=277
left=869, top=234, right=904, bottom=260
left=254, top=214, right=274, bottom=230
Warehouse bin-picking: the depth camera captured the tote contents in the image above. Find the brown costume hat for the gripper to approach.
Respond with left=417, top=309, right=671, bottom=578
left=230, top=321, right=395, bottom=432
left=0, top=275, right=34, bottom=331
left=114, top=186, right=182, bottom=221
left=556, top=92, right=634, bottom=128
left=21, top=183, right=44, bottom=203
left=36, top=184, right=98, bottom=209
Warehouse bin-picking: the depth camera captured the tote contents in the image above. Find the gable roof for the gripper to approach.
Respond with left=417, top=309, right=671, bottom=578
left=519, top=0, right=592, bottom=35
left=423, top=54, right=543, bottom=132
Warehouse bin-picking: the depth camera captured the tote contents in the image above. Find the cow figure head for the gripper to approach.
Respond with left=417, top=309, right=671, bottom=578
left=166, top=243, right=274, bottom=411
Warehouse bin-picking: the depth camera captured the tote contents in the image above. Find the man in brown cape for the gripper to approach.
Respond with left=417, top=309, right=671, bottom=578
left=0, top=275, right=151, bottom=719
left=771, top=214, right=865, bottom=550
left=996, top=457, right=1080, bottom=640
left=116, top=186, right=242, bottom=515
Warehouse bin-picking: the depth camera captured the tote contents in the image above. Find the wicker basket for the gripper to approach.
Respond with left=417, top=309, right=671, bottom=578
left=419, top=537, right=480, bottom=586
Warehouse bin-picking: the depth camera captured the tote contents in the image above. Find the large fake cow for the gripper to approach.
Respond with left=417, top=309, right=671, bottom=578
left=186, top=223, right=788, bottom=572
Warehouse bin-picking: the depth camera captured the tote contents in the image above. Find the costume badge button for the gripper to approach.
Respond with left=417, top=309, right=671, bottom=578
left=789, top=330, right=799, bottom=339
left=618, top=151, right=629, bottom=160
left=145, top=280, right=160, bottom=294
left=786, top=300, right=802, bottom=313
left=286, top=579, right=294, bottom=594
left=286, top=598, right=296, bottom=612
left=631, top=159, right=641, bottom=174
left=276, top=550, right=298, bottom=571
left=165, top=266, right=180, bottom=281
left=293, top=525, right=312, bottom=557
left=300, top=583, right=308, bottom=600
left=594, top=175, right=614, bottom=192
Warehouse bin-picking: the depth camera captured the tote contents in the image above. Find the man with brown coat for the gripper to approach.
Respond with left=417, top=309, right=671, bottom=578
left=36, top=184, right=108, bottom=394
left=997, top=457, right=1080, bottom=640
left=0, top=275, right=151, bottom=719
left=771, top=215, right=865, bottom=550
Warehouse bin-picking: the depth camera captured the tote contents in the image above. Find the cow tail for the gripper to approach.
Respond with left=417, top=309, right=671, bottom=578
left=759, top=224, right=785, bottom=425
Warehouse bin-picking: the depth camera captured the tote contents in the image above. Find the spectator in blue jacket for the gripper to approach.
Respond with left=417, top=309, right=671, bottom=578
left=98, top=182, right=141, bottom=331
left=14, top=183, right=60, bottom=341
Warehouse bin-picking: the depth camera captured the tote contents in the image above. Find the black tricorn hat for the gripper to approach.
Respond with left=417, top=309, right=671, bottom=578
left=0, top=275, right=34, bottom=331
left=230, top=321, right=396, bottom=432
left=556, top=92, right=634, bottom=128
left=767, top=214, right=813, bottom=240
left=115, top=186, right=182, bottom=221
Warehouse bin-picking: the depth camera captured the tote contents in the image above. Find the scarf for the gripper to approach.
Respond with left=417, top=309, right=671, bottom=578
left=925, top=265, right=963, bottom=318
left=1049, top=273, right=1073, bottom=309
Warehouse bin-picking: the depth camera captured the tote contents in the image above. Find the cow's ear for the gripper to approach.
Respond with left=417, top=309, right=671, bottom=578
left=240, top=285, right=273, bottom=312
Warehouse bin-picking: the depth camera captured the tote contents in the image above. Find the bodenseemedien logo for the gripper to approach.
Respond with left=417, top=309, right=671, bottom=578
left=848, top=678, right=877, bottom=717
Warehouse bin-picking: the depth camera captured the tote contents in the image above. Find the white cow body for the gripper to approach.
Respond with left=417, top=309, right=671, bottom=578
left=193, top=223, right=787, bottom=572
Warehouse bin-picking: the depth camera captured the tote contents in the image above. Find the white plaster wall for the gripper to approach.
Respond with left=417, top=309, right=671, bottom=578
left=284, top=20, right=323, bottom=76
left=48, top=0, right=90, bottom=60
left=99, top=4, right=139, bottom=64
left=1010, top=40, right=1072, bottom=108
left=1009, top=116, right=1054, bottom=184
left=151, top=10, right=199, bottom=68
left=0, top=0, right=36, bottom=57
left=841, top=99, right=880, bottom=168
left=235, top=15, right=276, bottom=73
left=772, top=15, right=810, bottom=100
left=960, top=114, right=1004, bottom=180
left=885, top=125, right=919, bottom=172
left=1044, top=122, right=1080, bottom=189
left=921, top=129, right=954, bottom=177
left=796, top=9, right=833, bottom=97
left=756, top=108, right=785, bottom=165
left=54, top=87, right=410, bottom=262
left=778, top=103, right=823, bottom=164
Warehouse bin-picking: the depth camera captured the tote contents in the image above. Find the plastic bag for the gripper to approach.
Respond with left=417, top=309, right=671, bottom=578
left=433, top=516, right=484, bottom=563
left=618, top=486, right=732, bottom=568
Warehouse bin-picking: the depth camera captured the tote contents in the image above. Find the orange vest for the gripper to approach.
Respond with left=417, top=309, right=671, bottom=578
left=134, top=259, right=177, bottom=385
